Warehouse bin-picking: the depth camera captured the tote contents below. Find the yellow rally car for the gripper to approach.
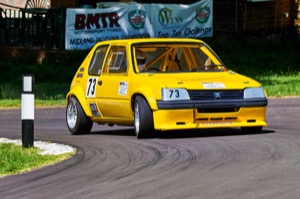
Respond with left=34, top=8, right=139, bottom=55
left=66, top=38, right=268, bottom=138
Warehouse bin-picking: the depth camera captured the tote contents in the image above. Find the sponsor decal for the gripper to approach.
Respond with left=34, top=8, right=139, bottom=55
left=158, top=8, right=183, bottom=26
left=74, top=12, right=120, bottom=30
left=195, top=6, right=210, bottom=24
left=201, top=122, right=232, bottom=126
left=118, top=81, right=128, bottom=96
left=201, top=82, right=225, bottom=89
left=128, top=9, right=146, bottom=30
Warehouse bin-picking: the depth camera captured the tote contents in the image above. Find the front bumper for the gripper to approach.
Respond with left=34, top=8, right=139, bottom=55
left=156, top=98, right=268, bottom=109
left=153, top=99, right=267, bottom=131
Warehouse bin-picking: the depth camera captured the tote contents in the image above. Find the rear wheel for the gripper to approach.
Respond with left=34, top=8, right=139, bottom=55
left=66, top=97, right=93, bottom=135
left=134, top=96, right=154, bottom=139
left=241, top=127, right=262, bottom=134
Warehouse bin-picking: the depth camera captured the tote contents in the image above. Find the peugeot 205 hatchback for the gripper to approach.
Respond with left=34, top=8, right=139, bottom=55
left=66, top=38, right=268, bottom=138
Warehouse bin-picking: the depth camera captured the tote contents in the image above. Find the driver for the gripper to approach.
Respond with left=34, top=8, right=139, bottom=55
left=136, top=50, right=146, bottom=72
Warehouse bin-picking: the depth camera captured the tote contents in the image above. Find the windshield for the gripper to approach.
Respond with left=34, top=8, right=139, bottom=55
left=132, top=42, right=227, bottom=73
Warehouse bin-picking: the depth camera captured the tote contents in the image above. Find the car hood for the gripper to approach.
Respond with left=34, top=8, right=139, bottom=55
left=141, top=71, right=261, bottom=90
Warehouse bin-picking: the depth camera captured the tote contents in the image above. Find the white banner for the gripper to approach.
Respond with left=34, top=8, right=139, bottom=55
left=65, top=0, right=213, bottom=50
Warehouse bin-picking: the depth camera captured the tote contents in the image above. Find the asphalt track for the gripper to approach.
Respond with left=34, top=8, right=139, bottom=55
left=1, top=98, right=300, bottom=199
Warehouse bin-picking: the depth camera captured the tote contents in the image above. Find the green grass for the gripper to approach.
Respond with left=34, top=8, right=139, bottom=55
left=0, top=99, right=66, bottom=108
left=0, top=143, right=74, bottom=177
left=257, top=74, right=300, bottom=97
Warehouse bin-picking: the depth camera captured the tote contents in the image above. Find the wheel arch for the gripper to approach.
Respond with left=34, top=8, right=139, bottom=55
left=131, top=88, right=158, bottom=113
left=66, top=86, right=92, bottom=117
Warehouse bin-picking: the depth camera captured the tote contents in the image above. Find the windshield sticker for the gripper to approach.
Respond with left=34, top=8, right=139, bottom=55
left=118, top=81, right=128, bottom=96
left=201, top=82, right=225, bottom=89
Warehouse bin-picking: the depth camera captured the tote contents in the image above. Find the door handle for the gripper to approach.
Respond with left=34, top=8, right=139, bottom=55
left=98, top=80, right=102, bottom=86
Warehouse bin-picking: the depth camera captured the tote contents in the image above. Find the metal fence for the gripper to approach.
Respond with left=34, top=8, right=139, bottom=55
left=0, top=7, right=65, bottom=49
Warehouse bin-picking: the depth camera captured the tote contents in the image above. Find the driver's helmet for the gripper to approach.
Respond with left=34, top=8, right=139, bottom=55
left=136, top=50, right=146, bottom=71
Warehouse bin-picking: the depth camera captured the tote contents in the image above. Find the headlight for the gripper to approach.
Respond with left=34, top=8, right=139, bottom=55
left=162, top=88, right=190, bottom=101
left=244, top=88, right=266, bottom=99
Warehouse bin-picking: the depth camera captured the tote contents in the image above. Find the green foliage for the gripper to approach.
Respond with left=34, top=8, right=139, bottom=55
left=0, top=50, right=88, bottom=101
left=0, top=83, right=69, bottom=100
left=0, top=84, right=20, bottom=99
left=204, top=35, right=300, bottom=77
left=34, top=83, right=70, bottom=100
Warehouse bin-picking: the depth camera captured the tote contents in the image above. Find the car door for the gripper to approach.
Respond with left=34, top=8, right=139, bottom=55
left=85, top=44, right=108, bottom=117
left=95, top=45, right=133, bottom=119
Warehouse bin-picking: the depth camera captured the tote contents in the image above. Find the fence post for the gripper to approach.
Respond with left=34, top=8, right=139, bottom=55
left=60, top=8, right=66, bottom=49
left=21, top=74, right=34, bottom=148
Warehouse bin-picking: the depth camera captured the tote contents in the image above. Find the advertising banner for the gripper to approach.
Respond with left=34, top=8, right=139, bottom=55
left=65, top=0, right=213, bottom=50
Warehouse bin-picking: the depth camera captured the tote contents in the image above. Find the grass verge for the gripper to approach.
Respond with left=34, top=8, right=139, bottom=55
left=257, top=74, right=300, bottom=97
left=0, top=143, right=74, bottom=178
left=0, top=99, right=65, bottom=108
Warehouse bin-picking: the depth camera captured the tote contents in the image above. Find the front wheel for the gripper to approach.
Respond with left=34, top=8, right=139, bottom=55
left=66, top=97, right=93, bottom=135
left=134, top=96, right=154, bottom=139
left=241, top=127, right=262, bottom=134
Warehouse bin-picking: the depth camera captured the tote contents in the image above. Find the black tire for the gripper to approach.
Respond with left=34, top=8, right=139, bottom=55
left=66, top=97, right=93, bottom=135
left=134, top=96, right=154, bottom=139
left=241, top=127, right=262, bottom=134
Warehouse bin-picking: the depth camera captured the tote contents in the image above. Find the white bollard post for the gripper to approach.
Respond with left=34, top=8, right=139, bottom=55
left=21, top=74, right=34, bottom=148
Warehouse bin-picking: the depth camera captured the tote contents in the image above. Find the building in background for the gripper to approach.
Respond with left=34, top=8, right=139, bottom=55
left=0, top=0, right=50, bottom=9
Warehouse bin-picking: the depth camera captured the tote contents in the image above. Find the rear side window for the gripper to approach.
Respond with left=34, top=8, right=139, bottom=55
left=103, top=46, right=127, bottom=74
left=88, top=45, right=108, bottom=75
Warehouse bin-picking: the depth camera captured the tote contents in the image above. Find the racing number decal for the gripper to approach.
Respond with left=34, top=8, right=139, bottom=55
left=162, top=88, right=189, bottom=101
left=86, top=77, right=97, bottom=98
left=169, top=89, right=180, bottom=99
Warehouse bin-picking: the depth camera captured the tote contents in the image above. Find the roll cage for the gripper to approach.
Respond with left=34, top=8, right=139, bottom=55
left=132, top=42, right=227, bottom=73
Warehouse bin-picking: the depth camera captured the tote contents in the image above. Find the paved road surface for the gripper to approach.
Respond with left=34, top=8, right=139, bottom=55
left=0, top=98, right=300, bottom=199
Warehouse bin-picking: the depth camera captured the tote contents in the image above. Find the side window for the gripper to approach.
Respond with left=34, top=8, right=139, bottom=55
left=88, top=45, right=108, bottom=75
left=104, top=46, right=127, bottom=74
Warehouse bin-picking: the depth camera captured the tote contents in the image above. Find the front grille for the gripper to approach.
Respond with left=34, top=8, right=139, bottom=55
left=188, top=90, right=243, bottom=100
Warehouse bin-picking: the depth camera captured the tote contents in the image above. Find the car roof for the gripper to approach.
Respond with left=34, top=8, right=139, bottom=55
left=95, top=38, right=205, bottom=46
